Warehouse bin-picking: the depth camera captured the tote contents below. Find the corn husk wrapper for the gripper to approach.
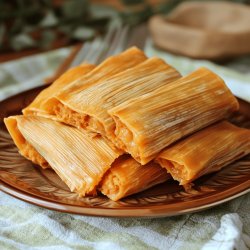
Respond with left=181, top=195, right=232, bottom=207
left=4, top=116, right=122, bottom=195
left=110, top=67, right=239, bottom=164
left=41, top=47, right=147, bottom=122
left=100, top=155, right=170, bottom=201
left=4, top=116, right=49, bottom=168
left=47, top=57, right=181, bottom=140
left=156, top=121, right=250, bottom=185
left=23, top=64, right=95, bottom=117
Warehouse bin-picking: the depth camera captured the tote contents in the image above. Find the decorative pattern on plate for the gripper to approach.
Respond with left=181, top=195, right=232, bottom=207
left=0, top=87, right=249, bottom=216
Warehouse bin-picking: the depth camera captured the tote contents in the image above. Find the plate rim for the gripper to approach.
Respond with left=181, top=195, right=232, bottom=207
left=1, top=178, right=249, bottom=218
left=0, top=86, right=250, bottom=218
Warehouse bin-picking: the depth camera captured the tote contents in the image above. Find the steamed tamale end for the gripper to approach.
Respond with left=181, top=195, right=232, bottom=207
left=156, top=121, right=250, bottom=185
left=21, top=143, right=50, bottom=169
left=100, top=156, right=170, bottom=201
left=110, top=67, right=239, bottom=165
left=39, top=47, right=148, bottom=129
left=22, top=64, right=95, bottom=115
left=11, top=116, right=122, bottom=196
left=4, top=116, right=49, bottom=169
left=53, top=57, right=181, bottom=138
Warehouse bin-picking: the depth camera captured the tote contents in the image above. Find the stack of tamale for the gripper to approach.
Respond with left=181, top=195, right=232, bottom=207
left=4, top=47, right=250, bottom=201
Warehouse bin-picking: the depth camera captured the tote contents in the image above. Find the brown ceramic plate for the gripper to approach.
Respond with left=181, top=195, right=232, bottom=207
left=0, top=87, right=249, bottom=217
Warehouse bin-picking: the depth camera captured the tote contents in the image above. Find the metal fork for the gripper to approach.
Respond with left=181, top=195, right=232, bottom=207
left=45, top=24, right=130, bottom=83
left=70, top=23, right=130, bottom=67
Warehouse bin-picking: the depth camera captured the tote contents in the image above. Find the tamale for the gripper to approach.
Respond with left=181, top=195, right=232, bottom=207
left=4, top=116, right=122, bottom=195
left=109, top=67, right=239, bottom=164
left=100, top=156, right=170, bottom=201
left=45, top=57, right=181, bottom=138
left=4, top=116, right=49, bottom=168
left=156, top=121, right=250, bottom=185
left=41, top=47, right=147, bottom=123
left=22, top=63, right=95, bottom=116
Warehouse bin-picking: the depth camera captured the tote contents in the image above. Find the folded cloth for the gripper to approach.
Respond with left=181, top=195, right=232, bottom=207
left=202, top=214, right=250, bottom=250
left=145, top=39, right=250, bottom=103
left=0, top=191, right=249, bottom=249
left=0, top=43, right=249, bottom=250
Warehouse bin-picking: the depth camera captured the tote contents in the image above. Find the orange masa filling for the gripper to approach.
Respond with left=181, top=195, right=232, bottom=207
left=53, top=102, right=105, bottom=134
left=21, top=142, right=49, bottom=169
left=159, top=159, right=188, bottom=185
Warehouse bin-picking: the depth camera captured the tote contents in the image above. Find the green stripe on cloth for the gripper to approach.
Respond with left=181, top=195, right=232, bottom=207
left=1, top=191, right=250, bottom=250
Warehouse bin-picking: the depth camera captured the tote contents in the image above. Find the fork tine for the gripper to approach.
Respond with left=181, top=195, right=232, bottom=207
left=102, top=25, right=128, bottom=59
left=95, top=23, right=122, bottom=64
left=82, top=37, right=103, bottom=64
left=70, top=22, right=132, bottom=67
left=70, top=37, right=99, bottom=67
left=87, top=24, right=119, bottom=64
left=70, top=23, right=120, bottom=67
left=110, top=25, right=130, bottom=55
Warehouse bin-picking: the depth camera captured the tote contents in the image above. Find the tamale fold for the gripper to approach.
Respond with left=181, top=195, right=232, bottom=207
left=23, top=64, right=95, bottom=117
left=46, top=57, right=181, bottom=139
left=41, top=47, right=147, bottom=123
left=4, top=116, right=49, bottom=168
left=156, top=121, right=250, bottom=185
left=100, top=156, right=170, bottom=201
left=4, top=116, right=122, bottom=195
left=110, top=67, right=239, bottom=164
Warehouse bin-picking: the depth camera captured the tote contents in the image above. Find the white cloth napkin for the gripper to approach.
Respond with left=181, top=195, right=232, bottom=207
left=203, top=214, right=250, bottom=250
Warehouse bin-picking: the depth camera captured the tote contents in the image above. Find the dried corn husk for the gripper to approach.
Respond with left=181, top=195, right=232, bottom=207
left=23, top=64, right=95, bottom=116
left=110, top=67, right=239, bottom=164
left=47, top=57, right=181, bottom=140
left=156, top=121, right=250, bottom=185
left=4, top=115, right=122, bottom=195
left=100, top=155, right=170, bottom=201
left=41, top=47, right=147, bottom=120
left=4, top=116, right=49, bottom=168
